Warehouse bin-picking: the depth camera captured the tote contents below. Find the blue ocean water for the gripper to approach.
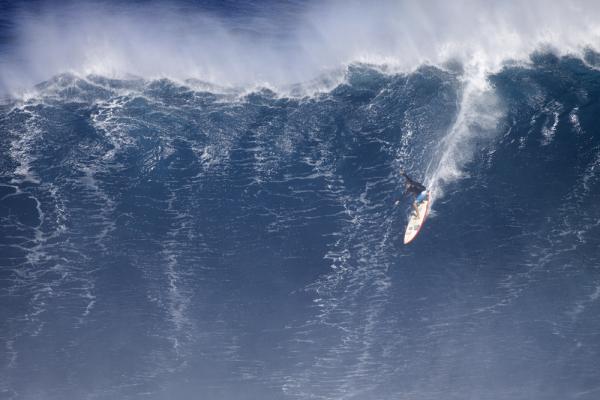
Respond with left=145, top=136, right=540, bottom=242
left=1, top=2, right=600, bottom=400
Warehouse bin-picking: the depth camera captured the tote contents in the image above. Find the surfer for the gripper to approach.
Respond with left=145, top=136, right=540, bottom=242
left=396, top=171, right=427, bottom=218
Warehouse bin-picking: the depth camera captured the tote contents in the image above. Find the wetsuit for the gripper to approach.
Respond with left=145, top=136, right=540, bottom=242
left=400, top=172, right=427, bottom=220
left=402, top=172, right=426, bottom=198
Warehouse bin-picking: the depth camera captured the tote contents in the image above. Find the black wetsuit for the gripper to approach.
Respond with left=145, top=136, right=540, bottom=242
left=402, top=172, right=426, bottom=196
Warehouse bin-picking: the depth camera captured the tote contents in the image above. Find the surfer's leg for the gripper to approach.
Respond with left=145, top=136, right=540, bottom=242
left=412, top=202, right=420, bottom=219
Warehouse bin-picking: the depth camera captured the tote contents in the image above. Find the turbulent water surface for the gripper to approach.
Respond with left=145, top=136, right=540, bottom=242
left=1, top=1, right=600, bottom=400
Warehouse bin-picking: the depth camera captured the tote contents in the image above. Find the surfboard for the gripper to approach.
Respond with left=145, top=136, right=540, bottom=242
left=403, top=191, right=430, bottom=244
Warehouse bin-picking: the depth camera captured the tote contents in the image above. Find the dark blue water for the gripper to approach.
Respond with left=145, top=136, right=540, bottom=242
left=1, top=11, right=600, bottom=398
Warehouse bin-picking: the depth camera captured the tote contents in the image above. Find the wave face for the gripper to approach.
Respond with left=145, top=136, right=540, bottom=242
left=1, top=52, right=600, bottom=399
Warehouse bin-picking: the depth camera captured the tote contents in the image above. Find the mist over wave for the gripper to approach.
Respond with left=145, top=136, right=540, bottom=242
left=1, top=0, right=600, bottom=95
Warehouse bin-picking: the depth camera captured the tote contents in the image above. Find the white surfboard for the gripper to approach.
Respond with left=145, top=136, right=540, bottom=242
left=403, top=191, right=430, bottom=244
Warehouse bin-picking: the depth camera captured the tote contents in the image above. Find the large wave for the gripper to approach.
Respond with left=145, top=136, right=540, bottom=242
left=1, top=1, right=600, bottom=400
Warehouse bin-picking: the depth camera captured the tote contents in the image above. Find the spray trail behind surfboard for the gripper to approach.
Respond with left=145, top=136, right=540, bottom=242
left=425, top=63, right=504, bottom=206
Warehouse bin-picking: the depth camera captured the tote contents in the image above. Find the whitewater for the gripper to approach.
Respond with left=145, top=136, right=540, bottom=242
left=1, top=1, right=600, bottom=399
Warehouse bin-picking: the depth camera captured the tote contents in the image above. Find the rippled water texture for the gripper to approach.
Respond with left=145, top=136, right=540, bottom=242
left=1, top=54, right=600, bottom=399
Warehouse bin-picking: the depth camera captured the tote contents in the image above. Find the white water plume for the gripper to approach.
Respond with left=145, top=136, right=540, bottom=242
left=425, top=62, right=504, bottom=203
left=1, top=0, right=600, bottom=95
